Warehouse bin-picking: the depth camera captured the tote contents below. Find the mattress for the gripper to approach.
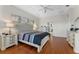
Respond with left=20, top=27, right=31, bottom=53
left=19, top=32, right=50, bottom=45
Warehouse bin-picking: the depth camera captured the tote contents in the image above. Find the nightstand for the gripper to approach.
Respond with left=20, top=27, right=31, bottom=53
left=0, top=33, right=18, bottom=51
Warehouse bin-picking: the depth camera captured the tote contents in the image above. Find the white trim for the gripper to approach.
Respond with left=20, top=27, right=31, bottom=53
left=19, top=35, right=49, bottom=52
left=74, top=49, right=79, bottom=53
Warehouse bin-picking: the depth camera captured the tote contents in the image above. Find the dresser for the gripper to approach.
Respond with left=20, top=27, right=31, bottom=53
left=67, top=30, right=79, bottom=53
left=0, top=33, right=18, bottom=51
left=74, top=31, right=79, bottom=53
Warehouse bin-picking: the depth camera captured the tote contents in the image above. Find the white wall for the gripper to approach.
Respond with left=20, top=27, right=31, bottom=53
left=0, top=6, right=7, bottom=32
left=0, top=6, right=40, bottom=31
left=39, top=6, right=79, bottom=37
left=67, top=6, right=79, bottom=30
left=39, top=14, right=68, bottom=37
left=2, top=6, right=39, bottom=24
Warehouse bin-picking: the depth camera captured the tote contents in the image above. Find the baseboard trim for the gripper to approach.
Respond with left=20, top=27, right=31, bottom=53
left=74, top=49, right=79, bottom=54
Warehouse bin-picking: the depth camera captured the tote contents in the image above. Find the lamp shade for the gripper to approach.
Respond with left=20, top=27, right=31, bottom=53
left=6, top=22, right=14, bottom=28
left=33, top=23, right=37, bottom=30
left=4, top=19, right=12, bottom=23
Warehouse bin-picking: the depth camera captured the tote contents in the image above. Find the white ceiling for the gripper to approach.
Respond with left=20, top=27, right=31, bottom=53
left=15, top=5, right=70, bottom=18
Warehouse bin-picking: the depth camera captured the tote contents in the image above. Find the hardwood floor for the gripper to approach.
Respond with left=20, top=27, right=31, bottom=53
left=0, top=36, right=74, bottom=54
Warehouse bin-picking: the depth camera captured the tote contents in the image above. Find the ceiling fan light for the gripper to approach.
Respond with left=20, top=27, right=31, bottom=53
left=66, top=5, right=70, bottom=7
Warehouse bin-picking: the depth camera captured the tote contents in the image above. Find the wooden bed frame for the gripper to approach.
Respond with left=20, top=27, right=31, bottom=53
left=19, top=35, right=49, bottom=52
left=15, top=22, right=50, bottom=52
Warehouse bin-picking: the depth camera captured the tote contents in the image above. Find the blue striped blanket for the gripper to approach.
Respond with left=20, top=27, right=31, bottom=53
left=21, top=32, right=50, bottom=45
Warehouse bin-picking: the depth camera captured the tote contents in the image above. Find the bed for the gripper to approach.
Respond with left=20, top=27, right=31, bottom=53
left=15, top=22, right=50, bottom=52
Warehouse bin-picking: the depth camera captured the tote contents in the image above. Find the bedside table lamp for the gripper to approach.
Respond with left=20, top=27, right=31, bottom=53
left=33, top=22, right=37, bottom=31
left=6, top=22, right=14, bottom=35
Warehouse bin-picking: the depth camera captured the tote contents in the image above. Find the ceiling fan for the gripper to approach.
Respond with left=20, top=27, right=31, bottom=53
left=40, top=5, right=70, bottom=14
left=65, top=5, right=70, bottom=7
left=40, top=5, right=54, bottom=13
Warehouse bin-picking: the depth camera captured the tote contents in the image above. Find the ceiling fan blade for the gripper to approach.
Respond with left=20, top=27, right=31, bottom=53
left=40, top=5, right=54, bottom=11
left=40, top=5, right=54, bottom=13
left=45, top=7, right=54, bottom=11
left=40, top=5, right=49, bottom=8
